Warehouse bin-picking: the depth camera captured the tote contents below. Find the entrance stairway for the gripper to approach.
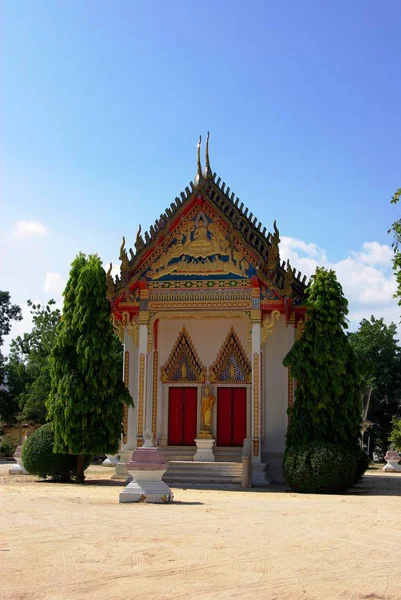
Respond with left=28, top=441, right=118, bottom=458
left=160, top=446, right=243, bottom=486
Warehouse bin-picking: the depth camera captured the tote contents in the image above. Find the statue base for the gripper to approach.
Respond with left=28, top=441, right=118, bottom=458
left=194, top=438, right=215, bottom=462
left=383, top=451, right=401, bottom=473
left=119, top=447, right=173, bottom=503
left=102, top=454, right=119, bottom=467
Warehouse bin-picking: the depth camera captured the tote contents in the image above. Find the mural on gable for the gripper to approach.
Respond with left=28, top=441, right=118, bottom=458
left=146, top=211, right=252, bottom=280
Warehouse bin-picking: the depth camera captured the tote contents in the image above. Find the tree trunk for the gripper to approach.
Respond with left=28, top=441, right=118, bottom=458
left=76, top=455, right=85, bottom=483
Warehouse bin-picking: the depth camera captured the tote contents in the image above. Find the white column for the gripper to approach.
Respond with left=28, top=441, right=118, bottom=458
left=251, top=322, right=262, bottom=463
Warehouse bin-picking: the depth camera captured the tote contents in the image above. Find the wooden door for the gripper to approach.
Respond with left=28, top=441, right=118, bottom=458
left=168, top=387, right=197, bottom=446
left=217, top=387, right=247, bottom=446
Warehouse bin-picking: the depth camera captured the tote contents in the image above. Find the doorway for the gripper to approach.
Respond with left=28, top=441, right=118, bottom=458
left=168, top=387, right=197, bottom=445
left=217, top=387, right=247, bottom=446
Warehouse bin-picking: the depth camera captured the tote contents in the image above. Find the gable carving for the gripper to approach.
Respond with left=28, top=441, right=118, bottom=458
left=209, top=327, right=252, bottom=384
left=160, top=326, right=206, bottom=383
left=147, top=211, right=250, bottom=280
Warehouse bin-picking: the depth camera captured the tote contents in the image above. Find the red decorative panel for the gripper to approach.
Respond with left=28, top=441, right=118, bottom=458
left=233, top=388, right=247, bottom=446
left=168, top=387, right=197, bottom=446
left=217, top=388, right=232, bottom=446
left=217, top=388, right=246, bottom=447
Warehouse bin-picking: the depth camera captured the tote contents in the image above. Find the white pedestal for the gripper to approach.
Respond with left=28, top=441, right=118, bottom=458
left=9, top=463, right=28, bottom=475
left=119, top=441, right=173, bottom=503
left=102, top=454, right=119, bottom=467
left=194, top=438, right=215, bottom=462
left=119, top=468, right=173, bottom=503
left=9, top=445, right=28, bottom=475
left=383, top=451, right=401, bottom=472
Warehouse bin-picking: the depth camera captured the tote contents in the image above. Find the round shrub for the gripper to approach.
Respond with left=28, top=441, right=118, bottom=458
left=21, top=423, right=91, bottom=482
left=354, top=447, right=370, bottom=483
left=0, top=436, right=17, bottom=457
left=283, top=441, right=357, bottom=494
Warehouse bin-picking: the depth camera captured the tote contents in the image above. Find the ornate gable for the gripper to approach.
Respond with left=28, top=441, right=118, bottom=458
left=160, top=326, right=206, bottom=383
left=209, top=326, right=252, bottom=384
left=108, top=135, right=308, bottom=327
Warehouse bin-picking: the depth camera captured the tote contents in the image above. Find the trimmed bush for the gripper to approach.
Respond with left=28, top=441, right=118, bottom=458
left=283, top=441, right=357, bottom=494
left=0, top=436, right=17, bottom=457
left=21, top=423, right=90, bottom=482
left=354, top=447, right=370, bottom=483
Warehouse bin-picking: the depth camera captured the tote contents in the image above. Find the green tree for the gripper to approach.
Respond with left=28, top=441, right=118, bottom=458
left=47, top=253, right=132, bottom=483
left=389, top=188, right=401, bottom=315
left=388, top=417, right=401, bottom=451
left=6, top=300, right=61, bottom=424
left=283, top=267, right=362, bottom=451
left=0, top=291, right=22, bottom=422
left=348, top=317, right=401, bottom=452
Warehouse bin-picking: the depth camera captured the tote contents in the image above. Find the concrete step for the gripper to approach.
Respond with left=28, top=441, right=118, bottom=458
left=163, top=460, right=243, bottom=485
left=214, top=447, right=242, bottom=462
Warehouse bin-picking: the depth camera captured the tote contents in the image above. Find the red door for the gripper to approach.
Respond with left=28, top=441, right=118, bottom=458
left=217, top=388, right=247, bottom=446
left=168, top=387, right=197, bottom=446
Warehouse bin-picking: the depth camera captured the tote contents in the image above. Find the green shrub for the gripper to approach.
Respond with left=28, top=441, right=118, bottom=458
left=21, top=423, right=91, bottom=482
left=354, top=447, right=370, bottom=483
left=283, top=441, right=357, bottom=494
left=0, top=436, right=17, bottom=457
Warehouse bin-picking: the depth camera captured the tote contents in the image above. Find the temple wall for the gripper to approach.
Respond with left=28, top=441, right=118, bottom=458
left=262, top=315, right=295, bottom=482
left=157, top=317, right=251, bottom=368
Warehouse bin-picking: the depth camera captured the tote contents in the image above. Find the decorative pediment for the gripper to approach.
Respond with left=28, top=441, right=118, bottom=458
left=160, top=326, right=206, bottom=383
left=146, top=211, right=251, bottom=280
left=209, top=327, right=252, bottom=384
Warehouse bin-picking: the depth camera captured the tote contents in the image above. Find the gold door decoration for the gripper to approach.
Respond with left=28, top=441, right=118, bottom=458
left=160, top=326, right=206, bottom=383
left=253, top=353, right=260, bottom=456
left=209, top=326, right=252, bottom=384
left=147, top=212, right=250, bottom=279
left=138, top=353, right=145, bottom=443
left=152, top=351, right=158, bottom=435
left=123, top=351, right=129, bottom=444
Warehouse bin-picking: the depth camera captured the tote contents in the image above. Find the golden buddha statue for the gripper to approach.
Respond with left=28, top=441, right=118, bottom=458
left=200, top=385, right=216, bottom=438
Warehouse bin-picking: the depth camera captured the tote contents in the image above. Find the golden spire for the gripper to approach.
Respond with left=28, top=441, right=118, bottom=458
left=204, top=131, right=212, bottom=179
left=194, top=135, right=203, bottom=188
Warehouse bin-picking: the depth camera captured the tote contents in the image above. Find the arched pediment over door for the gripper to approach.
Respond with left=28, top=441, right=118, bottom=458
left=209, top=326, right=252, bottom=384
left=160, top=326, right=207, bottom=383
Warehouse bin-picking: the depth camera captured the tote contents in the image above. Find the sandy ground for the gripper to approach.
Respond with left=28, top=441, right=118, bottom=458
left=1, top=464, right=401, bottom=600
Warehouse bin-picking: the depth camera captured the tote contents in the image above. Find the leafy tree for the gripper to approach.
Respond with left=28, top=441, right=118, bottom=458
left=283, top=267, right=362, bottom=451
left=0, top=292, right=22, bottom=422
left=389, top=188, right=401, bottom=316
left=6, top=300, right=61, bottom=424
left=388, top=417, right=401, bottom=451
left=47, top=253, right=132, bottom=483
left=348, top=317, right=401, bottom=452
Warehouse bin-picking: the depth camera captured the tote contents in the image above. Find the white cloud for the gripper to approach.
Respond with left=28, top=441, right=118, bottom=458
left=351, top=242, right=393, bottom=267
left=281, top=237, right=399, bottom=336
left=44, top=272, right=66, bottom=301
left=11, top=220, right=48, bottom=239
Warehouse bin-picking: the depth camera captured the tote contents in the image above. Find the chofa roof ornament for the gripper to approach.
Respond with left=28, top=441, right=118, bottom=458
left=204, top=131, right=212, bottom=180
left=194, top=135, right=203, bottom=188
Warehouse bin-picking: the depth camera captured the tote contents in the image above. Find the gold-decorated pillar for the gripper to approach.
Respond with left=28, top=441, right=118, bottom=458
left=251, top=286, right=262, bottom=462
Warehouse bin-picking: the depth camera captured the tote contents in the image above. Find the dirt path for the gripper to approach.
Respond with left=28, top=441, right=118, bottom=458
left=1, top=465, right=400, bottom=600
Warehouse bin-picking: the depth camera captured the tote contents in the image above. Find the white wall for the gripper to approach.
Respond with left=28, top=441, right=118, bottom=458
left=157, top=317, right=251, bottom=369
left=263, top=316, right=294, bottom=455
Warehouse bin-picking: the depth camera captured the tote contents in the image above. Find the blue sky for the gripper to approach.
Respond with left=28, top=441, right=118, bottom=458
left=1, top=0, right=400, bottom=346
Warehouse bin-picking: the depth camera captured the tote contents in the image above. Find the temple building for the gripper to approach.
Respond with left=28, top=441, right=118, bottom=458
left=107, top=135, right=307, bottom=484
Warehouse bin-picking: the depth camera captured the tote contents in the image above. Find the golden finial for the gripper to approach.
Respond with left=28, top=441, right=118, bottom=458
left=106, top=262, right=115, bottom=300
left=194, top=135, right=203, bottom=188
left=135, top=224, right=145, bottom=252
left=119, top=236, right=129, bottom=275
left=204, top=131, right=212, bottom=179
left=283, top=259, right=294, bottom=296
left=267, top=220, right=280, bottom=271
